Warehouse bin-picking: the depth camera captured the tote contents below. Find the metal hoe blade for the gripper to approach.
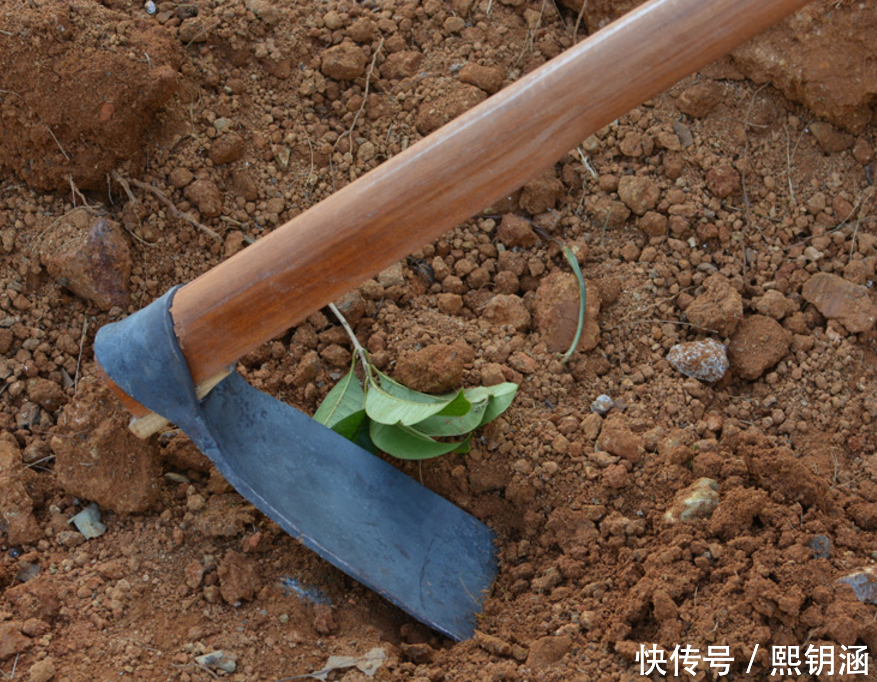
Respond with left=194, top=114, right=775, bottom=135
left=94, top=288, right=497, bottom=641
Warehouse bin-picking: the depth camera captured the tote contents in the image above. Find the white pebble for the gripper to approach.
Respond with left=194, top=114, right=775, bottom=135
left=590, top=394, right=615, bottom=415
left=667, top=338, right=728, bottom=382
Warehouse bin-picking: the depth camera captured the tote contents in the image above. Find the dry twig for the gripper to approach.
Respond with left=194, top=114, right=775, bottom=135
left=338, top=37, right=384, bottom=150
left=328, top=302, right=369, bottom=369
left=848, top=187, right=874, bottom=259
left=515, top=0, right=547, bottom=68
left=572, top=0, right=589, bottom=42
left=0, top=654, right=19, bottom=680
left=787, top=186, right=874, bottom=250
left=68, top=175, right=90, bottom=208
left=783, top=117, right=813, bottom=206
left=112, top=172, right=138, bottom=204
left=74, top=317, right=88, bottom=394
left=113, top=172, right=222, bottom=241
left=47, top=126, right=70, bottom=161
left=740, top=83, right=769, bottom=280
left=741, top=83, right=768, bottom=225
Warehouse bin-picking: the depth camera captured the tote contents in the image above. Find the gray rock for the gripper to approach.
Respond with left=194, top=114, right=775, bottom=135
left=69, top=503, right=106, bottom=539
left=590, top=394, right=614, bottom=415
left=808, top=535, right=831, bottom=559
left=195, top=650, right=237, bottom=674
left=839, top=567, right=877, bottom=604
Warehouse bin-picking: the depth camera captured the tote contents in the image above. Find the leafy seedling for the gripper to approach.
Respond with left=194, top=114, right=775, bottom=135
left=313, top=304, right=517, bottom=460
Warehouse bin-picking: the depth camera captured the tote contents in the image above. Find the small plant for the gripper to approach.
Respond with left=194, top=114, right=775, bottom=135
left=314, top=305, right=517, bottom=460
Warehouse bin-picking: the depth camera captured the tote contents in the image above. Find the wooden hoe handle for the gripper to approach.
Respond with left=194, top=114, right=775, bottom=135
left=117, top=0, right=811, bottom=427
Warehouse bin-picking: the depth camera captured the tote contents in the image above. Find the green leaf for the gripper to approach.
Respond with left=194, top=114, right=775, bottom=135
left=313, top=366, right=365, bottom=429
left=377, top=371, right=472, bottom=416
left=416, top=399, right=489, bottom=437
left=369, top=421, right=471, bottom=460
left=464, top=382, right=518, bottom=427
left=365, top=370, right=469, bottom=426
left=346, top=411, right=379, bottom=454
left=329, top=408, right=366, bottom=440
left=330, top=409, right=379, bottom=453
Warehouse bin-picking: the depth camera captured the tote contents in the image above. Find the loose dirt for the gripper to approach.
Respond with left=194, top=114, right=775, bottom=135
left=2, top=1, right=877, bottom=681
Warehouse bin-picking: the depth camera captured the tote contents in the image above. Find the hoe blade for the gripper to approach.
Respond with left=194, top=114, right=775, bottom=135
left=95, top=288, right=497, bottom=641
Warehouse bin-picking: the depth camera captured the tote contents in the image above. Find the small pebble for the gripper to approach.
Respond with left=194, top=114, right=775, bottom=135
left=194, top=650, right=237, bottom=674
left=667, top=339, right=728, bottom=382
left=213, top=117, right=233, bottom=133
left=69, top=503, right=107, bottom=539
left=839, top=568, right=877, bottom=604
left=144, top=0, right=156, bottom=14
left=664, top=478, right=719, bottom=523
left=590, top=394, right=615, bottom=415
left=808, top=535, right=831, bottom=560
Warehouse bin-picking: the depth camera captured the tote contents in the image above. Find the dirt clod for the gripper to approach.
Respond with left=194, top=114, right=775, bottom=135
left=395, top=343, right=465, bottom=394
left=533, top=272, right=601, bottom=353
left=39, top=211, right=131, bottom=312
left=184, top=179, right=223, bottom=219
left=664, top=477, right=719, bottom=523
left=684, top=275, right=743, bottom=337
left=0, top=622, right=30, bottom=662
left=496, top=215, right=537, bottom=249
left=321, top=42, right=367, bottom=81
left=0, top=2, right=180, bottom=190
left=483, top=294, right=530, bottom=332
left=728, top=315, right=792, bottom=380
left=518, top=170, right=564, bottom=214
left=674, top=82, right=723, bottom=118
left=27, top=657, right=55, bottom=682
left=458, top=63, right=504, bottom=94
left=617, top=175, right=660, bottom=215
left=705, top=165, right=741, bottom=198
left=217, top=551, right=260, bottom=605
left=51, top=379, right=160, bottom=513
left=802, top=272, right=877, bottom=333
left=596, top=415, right=641, bottom=463
left=210, top=133, right=246, bottom=165
left=525, top=635, right=571, bottom=669
left=0, top=475, right=42, bottom=546
left=416, top=82, right=486, bottom=135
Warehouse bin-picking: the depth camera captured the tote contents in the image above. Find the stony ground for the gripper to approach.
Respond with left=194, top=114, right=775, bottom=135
left=2, top=0, right=877, bottom=681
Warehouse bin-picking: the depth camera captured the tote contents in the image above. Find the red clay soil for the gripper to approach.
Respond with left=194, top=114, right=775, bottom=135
left=1, top=1, right=877, bottom=681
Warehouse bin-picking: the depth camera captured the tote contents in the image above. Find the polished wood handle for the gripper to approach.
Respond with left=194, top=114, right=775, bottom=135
left=113, top=0, right=810, bottom=423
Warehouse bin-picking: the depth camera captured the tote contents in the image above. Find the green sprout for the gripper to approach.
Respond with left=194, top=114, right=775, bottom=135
left=313, top=304, right=517, bottom=460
